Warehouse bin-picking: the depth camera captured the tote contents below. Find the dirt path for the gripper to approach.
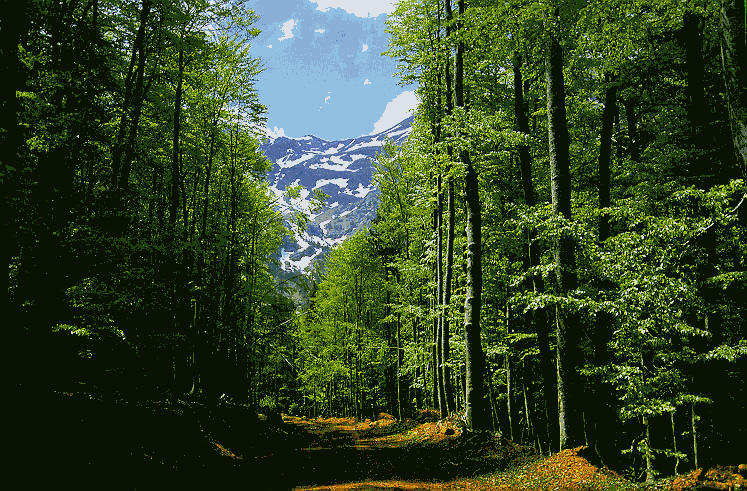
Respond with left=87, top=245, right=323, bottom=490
left=252, top=415, right=521, bottom=491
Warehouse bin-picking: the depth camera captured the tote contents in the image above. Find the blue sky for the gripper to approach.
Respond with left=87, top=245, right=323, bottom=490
left=244, top=0, right=418, bottom=141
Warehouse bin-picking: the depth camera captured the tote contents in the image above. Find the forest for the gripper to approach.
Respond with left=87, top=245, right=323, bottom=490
left=2, top=0, right=745, bottom=488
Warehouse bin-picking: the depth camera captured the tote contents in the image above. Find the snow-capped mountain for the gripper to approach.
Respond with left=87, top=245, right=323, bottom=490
left=260, top=115, right=414, bottom=273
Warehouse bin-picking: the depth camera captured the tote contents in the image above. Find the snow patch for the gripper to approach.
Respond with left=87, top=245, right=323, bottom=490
left=314, top=178, right=349, bottom=190
left=278, top=152, right=317, bottom=168
left=353, top=183, right=372, bottom=198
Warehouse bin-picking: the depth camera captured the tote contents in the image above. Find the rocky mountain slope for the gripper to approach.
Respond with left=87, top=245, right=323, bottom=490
left=259, top=115, right=413, bottom=275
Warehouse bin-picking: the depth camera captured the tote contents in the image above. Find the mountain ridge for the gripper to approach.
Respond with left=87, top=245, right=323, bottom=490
left=259, top=115, right=414, bottom=276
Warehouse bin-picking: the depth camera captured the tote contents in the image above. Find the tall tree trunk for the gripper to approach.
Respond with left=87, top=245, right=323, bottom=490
left=719, top=0, right=747, bottom=185
left=591, top=73, right=618, bottom=465
left=514, top=52, right=558, bottom=454
left=114, top=0, right=152, bottom=194
left=441, top=0, right=456, bottom=419
left=684, top=11, right=708, bottom=187
left=598, top=74, right=616, bottom=243
left=0, top=1, right=27, bottom=330
left=437, top=172, right=447, bottom=417
left=442, top=173, right=456, bottom=414
left=456, top=0, right=488, bottom=431
left=545, top=3, right=583, bottom=451
left=112, top=0, right=153, bottom=188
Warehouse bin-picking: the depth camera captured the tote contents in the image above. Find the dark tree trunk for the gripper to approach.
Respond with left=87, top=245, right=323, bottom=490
left=170, top=47, right=184, bottom=226
left=437, top=172, right=447, bottom=417
left=623, top=99, right=639, bottom=163
left=506, top=351, right=515, bottom=441
left=719, top=0, right=747, bottom=183
left=545, top=3, right=583, bottom=451
left=113, top=0, right=152, bottom=193
left=592, top=74, right=618, bottom=464
left=598, top=74, right=617, bottom=243
left=684, top=11, right=708, bottom=187
left=0, top=1, right=27, bottom=328
left=514, top=52, right=558, bottom=454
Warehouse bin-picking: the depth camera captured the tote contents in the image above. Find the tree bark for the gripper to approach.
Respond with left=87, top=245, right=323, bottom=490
left=623, top=99, right=639, bottom=163
left=456, top=0, right=489, bottom=432
left=684, top=10, right=708, bottom=187
left=545, top=2, right=583, bottom=451
left=598, top=74, right=616, bottom=243
left=719, top=0, right=747, bottom=183
left=692, top=403, right=699, bottom=469
left=113, top=0, right=152, bottom=193
left=442, top=0, right=456, bottom=415
left=0, top=1, right=27, bottom=328
left=644, top=416, right=654, bottom=483
left=506, top=350, right=515, bottom=441
left=514, top=52, right=558, bottom=454
left=437, top=172, right=447, bottom=417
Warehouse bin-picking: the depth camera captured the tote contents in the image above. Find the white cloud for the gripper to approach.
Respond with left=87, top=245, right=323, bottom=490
left=278, top=19, right=298, bottom=41
left=370, top=91, right=418, bottom=134
left=267, top=126, right=286, bottom=139
left=315, top=28, right=325, bottom=33
left=267, top=44, right=273, bottom=48
left=310, top=0, right=396, bottom=18
left=362, top=44, right=368, bottom=52
left=364, top=79, right=371, bottom=85
left=325, top=96, right=331, bottom=104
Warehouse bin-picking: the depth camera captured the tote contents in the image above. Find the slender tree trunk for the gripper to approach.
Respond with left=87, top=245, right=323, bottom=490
left=485, top=357, right=498, bottom=432
left=120, top=1, right=155, bottom=196
left=598, top=74, right=616, bottom=242
left=523, top=362, right=535, bottom=448
left=442, top=174, right=456, bottom=414
left=432, top=281, right=439, bottom=409
left=506, top=351, right=515, bottom=441
left=692, top=403, right=699, bottom=469
left=397, top=311, right=403, bottom=420
left=623, top=99, right=639, bottom=163
left=441, top=0, right=456, bottom=419
left=644, top=416, right=654, bottom=483
left=546, top=2, right=582, bottom=451
left=672, top=411, right=680, bottom=476
left=112, top=0, right=152, bottom=190
left=437, top=173, right=447, bottom=417
left=170, top=46, right=184, bottom=226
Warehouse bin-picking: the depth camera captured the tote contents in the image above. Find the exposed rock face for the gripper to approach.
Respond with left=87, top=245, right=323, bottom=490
left=259, top=116, right=413, bottom=274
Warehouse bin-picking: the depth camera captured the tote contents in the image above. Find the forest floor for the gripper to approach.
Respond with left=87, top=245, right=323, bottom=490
left=9, top=380, right=747, bottom=490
